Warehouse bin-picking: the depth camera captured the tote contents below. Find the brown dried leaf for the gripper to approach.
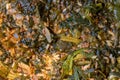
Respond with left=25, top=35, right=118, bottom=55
left=0, top=18, right=2, bottom=27
left=0, top=61, right=9, bottom=78
left=9, top=48, right=15, bottom=57
left=42, top=27, right=52, bottom=43
left=0, top=50, right=3, bottom=56
left=18, top=62, right=31, bottom=75
left=7, top=71, right=21, bottom=80
left=0, top=13, right=3, bottom=27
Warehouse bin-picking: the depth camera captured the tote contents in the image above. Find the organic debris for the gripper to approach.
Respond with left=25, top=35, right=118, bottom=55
left=0, top=0, right=120, bottom=80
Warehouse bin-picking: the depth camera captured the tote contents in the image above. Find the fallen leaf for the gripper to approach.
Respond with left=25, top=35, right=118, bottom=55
left=9, top=48, right=15, bottom=57
left=0, top=50, right=3, bottom=56
left=42, top=27, right=52, bottom=43
left=18, top=62, right=31, bottom=75
left=60, top=36, right=81, bottom=44
left=7, top=71, right=21, bottom=80
left=0, top=61, right=9, bottom=78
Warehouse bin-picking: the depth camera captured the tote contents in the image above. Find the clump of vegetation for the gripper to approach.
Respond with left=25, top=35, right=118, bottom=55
left=0, top=0, right=119, bottom=80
